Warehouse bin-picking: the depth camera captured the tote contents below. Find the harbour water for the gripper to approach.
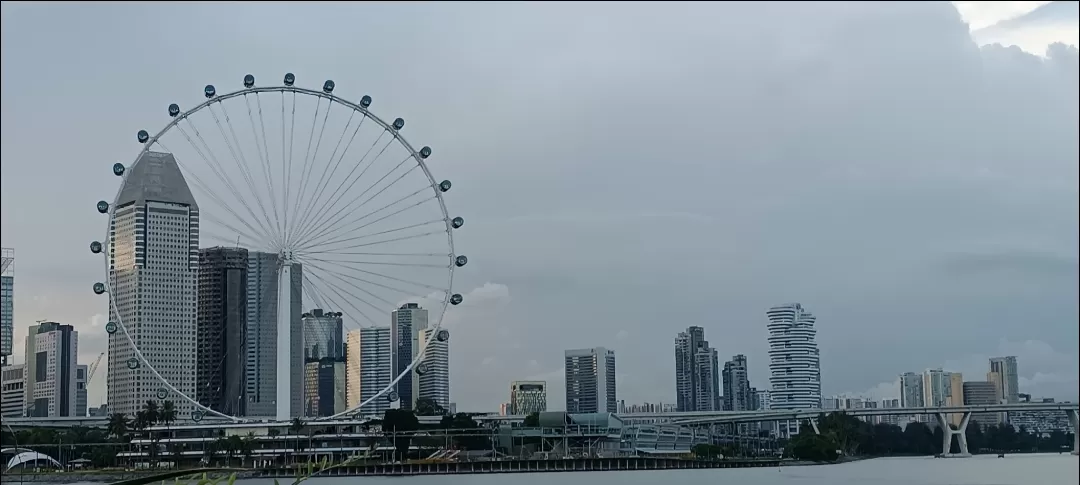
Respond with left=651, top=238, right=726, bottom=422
left=15, top=454, right=1079, bottom=485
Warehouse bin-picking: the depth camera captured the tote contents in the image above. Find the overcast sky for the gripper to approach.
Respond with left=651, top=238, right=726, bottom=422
left=2, top=2, right=1077, bottom=412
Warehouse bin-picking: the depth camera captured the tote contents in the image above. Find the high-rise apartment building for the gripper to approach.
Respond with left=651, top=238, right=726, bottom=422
left=988, top=356, right=1019, bottom=404
left=922, top=368, right=950, bottom=408
left=899, top=372, right=924, bottom=408
left=723, top=354, right=752, bottom=411
left=674, top=326, right=720, bottom=412
left=0, top=248, right=13, bottom=367
left=1, top=363, right=25, bottom=417
left=244, top=251, right=304, bottom=418
left=345, top=326, right=392, bottom=416
left=415, top=327, right=450, bottom=409
left=303, top=309, right=344, bottom=360
left=24, top=322, right=79, bottom=417
left=510, top=381, right=547, bottom=415
left=196, top=247, right=249, bottom=416
left=391, top=303, right=428, bottom=410
left=564, top=347, right=617, bottom=413
left=107, top=152, right=198, bottom=418
left=765, top=303, right=821, bottom=410
left=963, top=380, right=1002, bottom=426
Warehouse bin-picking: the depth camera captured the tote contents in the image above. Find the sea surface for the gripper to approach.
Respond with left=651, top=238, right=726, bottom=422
left=19, top=454, right=1080, bottom=485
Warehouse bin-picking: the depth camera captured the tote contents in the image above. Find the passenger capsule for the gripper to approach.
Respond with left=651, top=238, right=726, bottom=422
left=105, top=321, right=118, bottom=334
left=360, top=95, right=372, bottom=108
left=451, top=217, right=464, bottom=229
left=439, top=180, right=452, bottom=192
left=192, top=411, right=203, bottom=422
left=113, top=163, right=125, bottom=176
left=93, top=282, right=106, bottom=295
left=392, top=118, right=405, bottom=130
left=455, top=255, right=468, bottom=267
left=416, top=362, right=429, bottom=375
left=450, top=293, right=463, bottom=305
left=323, top=80, right=335, bottom=93
left=168, top=103, right=180, bottom=117
left=204, top=85, right=216, bottom=98
left=284, top=73, right=295, bottom=86
left=156, top=388, right=168, bottom=400
left=436, top=329, right=450, bottom=342
left=243, top=74, right=255, bottom=88
left=97, top=201, right=109, bottom=214
left=126, top=358, right=140, bottom=370
left=90, top=241, right=103, bottom=254
left=419, top=146, right=432, bottom=159
left=137, top=130, right=149, bottom=143
left=387, top=390, right=400, bottom=402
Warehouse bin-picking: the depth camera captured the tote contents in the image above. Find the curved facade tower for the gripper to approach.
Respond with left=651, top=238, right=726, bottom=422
left=766, top=303, right=821, bottom=411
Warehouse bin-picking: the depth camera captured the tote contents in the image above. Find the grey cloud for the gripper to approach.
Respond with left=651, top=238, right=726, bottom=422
left=2, top=2, right=1077, bottom=410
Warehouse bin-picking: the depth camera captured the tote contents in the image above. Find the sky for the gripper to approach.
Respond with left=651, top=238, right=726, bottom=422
left=1, top=2, right=1077, bottom=412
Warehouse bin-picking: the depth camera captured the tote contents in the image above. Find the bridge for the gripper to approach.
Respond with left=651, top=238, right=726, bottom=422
left=4, top=402, right=1076, bottom=457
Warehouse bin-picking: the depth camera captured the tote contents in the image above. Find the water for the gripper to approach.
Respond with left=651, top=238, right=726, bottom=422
left=39, top=454, right=1080, bottom=485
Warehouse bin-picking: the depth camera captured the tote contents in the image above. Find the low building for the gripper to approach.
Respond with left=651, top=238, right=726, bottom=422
left=510, top=381, right=547, bottom=415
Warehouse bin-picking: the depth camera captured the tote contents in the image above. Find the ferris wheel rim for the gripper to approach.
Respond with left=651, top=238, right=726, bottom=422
left=99, top=78, right=459, bottom=423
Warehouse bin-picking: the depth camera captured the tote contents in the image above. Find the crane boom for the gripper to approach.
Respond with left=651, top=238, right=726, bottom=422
left=87, top=351, right=105, bottom=384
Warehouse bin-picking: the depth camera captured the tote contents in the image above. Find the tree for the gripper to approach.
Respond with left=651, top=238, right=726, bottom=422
left=523, top=412, right=540, bottom=427
left=107, top=413, right=130, bottom=441
left=789, top=425, right=840, bottom=462
left=415, top=397, right=447, bottom=416
left=142, top=400, right=161, bottom=425
left=383, top=409, right=420, bottom=459
left=159, top=400, right=177, bottom=428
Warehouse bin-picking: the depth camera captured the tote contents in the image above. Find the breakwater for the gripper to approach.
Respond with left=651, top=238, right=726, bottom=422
left=260, top=457, right=782, bottom=478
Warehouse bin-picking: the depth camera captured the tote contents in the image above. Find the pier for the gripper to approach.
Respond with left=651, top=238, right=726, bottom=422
left=258, top=457, right=782, bottom=477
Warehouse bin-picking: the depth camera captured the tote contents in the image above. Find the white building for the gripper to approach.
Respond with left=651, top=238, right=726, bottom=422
left=765, top=303, right=820, bottom=437
left=564, top=347, right=617, bottom=413
left=1, top=363, right=25, bottom=417
left=415, top=327, right=450, bottom=409
left=107, top=151, right=199, bottom=418
left=24, top=322, right=79, bottom=417
left=345, top=326, right=392, bottom=416
left=988, top=356, right=1019, bottom=404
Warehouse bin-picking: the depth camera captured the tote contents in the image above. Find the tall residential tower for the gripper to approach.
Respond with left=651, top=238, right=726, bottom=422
left=564, top=347, right=617, bottom=413
left=766, top=303, right=821, bottom=437
left=674, top=326, right=720, bottom=412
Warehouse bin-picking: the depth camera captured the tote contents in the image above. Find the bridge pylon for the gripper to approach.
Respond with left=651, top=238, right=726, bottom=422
left=935, top=412, right=971, bottom=458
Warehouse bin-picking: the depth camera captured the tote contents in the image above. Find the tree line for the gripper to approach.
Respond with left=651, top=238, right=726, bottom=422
left=789, top=412, right=1076, bottom=462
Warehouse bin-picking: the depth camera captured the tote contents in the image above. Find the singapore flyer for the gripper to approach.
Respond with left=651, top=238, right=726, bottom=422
left=89, top=73, right=466, bottom=423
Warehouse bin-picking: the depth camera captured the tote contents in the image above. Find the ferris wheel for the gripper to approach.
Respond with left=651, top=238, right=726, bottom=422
left=89, top=73, right=467, bottom=422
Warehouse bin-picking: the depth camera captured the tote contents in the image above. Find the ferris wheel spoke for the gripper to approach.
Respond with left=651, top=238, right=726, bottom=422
left=302, top=230, right=445, bottom=256
left=286, top=98, right=332, bottom=247
left=294, top=133, right=394, bottom=243
left=152, top=140, right=275, bottom=246
left=292, top=112, right=365, bottom=241
left=176, top=119, right=278, bottom=245
left=214, top=100, right=281, bottom=248
left=304, top=270, right=380, bottom=327
left=246, top=93, right=284, bottom=243
left=300, top=216, right=443, bottom=254
left=301, top=260, right=400, bottom=308
left=204, top=104, right=279, bottom=245
left=296, top=186, right=433, bottom=250
left=299, top=257, right=442, bottom=298
left=299, top=255, right=446, bottom=292
left=282, top=91, right=298, bottom=250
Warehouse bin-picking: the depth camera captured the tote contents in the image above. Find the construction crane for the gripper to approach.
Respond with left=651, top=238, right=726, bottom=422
left=87, top=351, right=105, bottom=384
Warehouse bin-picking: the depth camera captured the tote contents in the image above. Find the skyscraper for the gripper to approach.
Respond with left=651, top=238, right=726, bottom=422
left=415, top=327, right=450, bottom=409
left=303, top=309, right=344, bottom=360
left=391, top=303, right=428, bottom=410
left=988, top=356, right=1019, bottom=404
left=196, top=247, right=249, bottom=416
left=345, top=326, right=392, bottom=416
left=244, top=251, right=304, bottom=418
left=922, top=368, right=949, bottom=408
left=0, top=248, right=13, bottom=367
left=304, top=356, right=345, bottom=417
left=899, top=372, right=924, bottom=408
left=765, top=303, right=821, bottom=412
left=76, top=365, right=88, bottom=417
left=510, top=381, right=548, bottom=415
left=107, top=152, right=199, bottom=418
left=564, top=347, right=617, bottom=413
left=674, top=326, right=720, bottom=412
left=24, top=322, right=79, bottom=417
left=723, top=354, right=752, bottom=411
